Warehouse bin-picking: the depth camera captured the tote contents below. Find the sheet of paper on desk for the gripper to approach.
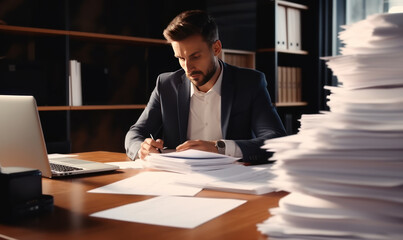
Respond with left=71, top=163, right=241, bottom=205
left=90, top=196, right=246, bottom=229
left=105, top=160, right=145, bottom=169
left=48, top=153, right=78, bottom=159
left=176, top=164, right=277, bottom=195
left=88, top=171, right=202, bottom=196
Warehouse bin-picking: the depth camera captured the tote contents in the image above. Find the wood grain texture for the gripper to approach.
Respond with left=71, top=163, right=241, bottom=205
left=0, top=152, right=286, bottom=240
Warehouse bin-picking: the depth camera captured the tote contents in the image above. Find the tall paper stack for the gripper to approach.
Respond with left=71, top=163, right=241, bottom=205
left=258, top=13, right=403, bottom=240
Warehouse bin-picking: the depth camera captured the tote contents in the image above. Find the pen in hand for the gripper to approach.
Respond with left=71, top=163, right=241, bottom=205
left=149, top=134, right=162, bottom=153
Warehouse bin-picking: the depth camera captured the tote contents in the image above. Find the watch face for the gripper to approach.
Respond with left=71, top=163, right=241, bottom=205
left=217, top=141, right=225, bottom=148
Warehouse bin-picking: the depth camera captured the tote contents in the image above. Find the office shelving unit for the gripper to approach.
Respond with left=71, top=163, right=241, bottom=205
left=0, top=24, right=166, bottom=113
left=1, top=0, right=321, bottom=150
left=0, top=1, right=185, bottom=153
left=256, top=0, right=320, bottom=134
left=219, top=49, right=256, bottom=69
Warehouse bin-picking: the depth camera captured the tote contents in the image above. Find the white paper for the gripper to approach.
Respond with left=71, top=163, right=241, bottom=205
left=105, top=160, right=145, bottom=169
left=258, top=12, right=403, bottom=240
left=176, top=164, right=276, bottom=195
left=88, top=171, right=202, bottom=196
left=48, top=153, right=79, bottom=159
left=90, top=196, right=246, bottom=229
left=258, top=214, right=403, bottom=240
left=273, top=168, right=403, bottom=187
left=145, top=149, right=239, bottom=174
left=152, top=149, right=239, bottom=161
left=279, top=192, right=403, bottom=219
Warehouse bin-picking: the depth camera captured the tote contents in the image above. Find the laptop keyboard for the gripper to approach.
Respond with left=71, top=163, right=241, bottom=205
left=50, top=163, right=83, bottom=172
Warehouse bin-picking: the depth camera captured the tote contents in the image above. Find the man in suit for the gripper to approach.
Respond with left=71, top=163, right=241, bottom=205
left=125, top=10, right=286, bottom=164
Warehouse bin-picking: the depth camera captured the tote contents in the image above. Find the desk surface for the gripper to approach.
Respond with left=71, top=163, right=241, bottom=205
left=0, top=151, right=286, bottom=240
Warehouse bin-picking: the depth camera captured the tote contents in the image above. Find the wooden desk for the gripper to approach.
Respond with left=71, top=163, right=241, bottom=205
left=0, top=151, right=286, bottom=240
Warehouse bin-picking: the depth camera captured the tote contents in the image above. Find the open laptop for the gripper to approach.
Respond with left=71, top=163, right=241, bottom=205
left=0, top=95, right=118, bottom=178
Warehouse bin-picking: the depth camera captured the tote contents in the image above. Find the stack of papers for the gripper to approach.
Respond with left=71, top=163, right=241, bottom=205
left=145, top=149, right=239, bottom=174
left=89, top=163, right=276, bottom=196
left=144, top=149, right=276, bottom=194
left=258, top=12, right=403, bottom=240
left=176, top=164, right=276, bottom=195
left=88, top=151, right=275, bottom=228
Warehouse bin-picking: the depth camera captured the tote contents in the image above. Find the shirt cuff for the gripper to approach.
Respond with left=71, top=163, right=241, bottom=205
left=222, top=140, right=243, bottom=158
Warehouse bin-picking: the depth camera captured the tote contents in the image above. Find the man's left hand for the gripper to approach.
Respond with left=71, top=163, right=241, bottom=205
left=176, top=140, right=218, bottom=153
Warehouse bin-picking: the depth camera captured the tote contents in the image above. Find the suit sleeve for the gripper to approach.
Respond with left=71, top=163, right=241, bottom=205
left=124, top=76, right=163, bottom=160
left=234, top=72, right=286, bottom=164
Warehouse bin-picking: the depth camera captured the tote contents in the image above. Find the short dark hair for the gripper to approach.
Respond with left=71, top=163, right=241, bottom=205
left=163, top=10, right=219, bottom=44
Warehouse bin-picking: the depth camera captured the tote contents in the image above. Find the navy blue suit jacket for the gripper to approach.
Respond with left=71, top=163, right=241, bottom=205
left=125, top=62, right=286, bottom=164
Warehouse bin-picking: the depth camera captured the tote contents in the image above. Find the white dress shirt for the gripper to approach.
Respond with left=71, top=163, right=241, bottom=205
left=187, top=63, right=243, bottom=158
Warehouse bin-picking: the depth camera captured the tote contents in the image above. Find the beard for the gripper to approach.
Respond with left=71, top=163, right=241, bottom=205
left=187, top=60, right=217, bottom=88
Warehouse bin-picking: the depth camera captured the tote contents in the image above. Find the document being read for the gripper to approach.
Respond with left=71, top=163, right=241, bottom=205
left=145, top=149, right=240, bottom=174
left=90, top=196, right=246, bottom=229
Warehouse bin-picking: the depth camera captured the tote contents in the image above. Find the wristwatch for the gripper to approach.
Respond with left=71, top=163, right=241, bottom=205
left=215, top=140, right=226, bottom=155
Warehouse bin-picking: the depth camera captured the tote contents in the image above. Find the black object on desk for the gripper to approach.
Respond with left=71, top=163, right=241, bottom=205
left=0, top=166, right=53, bottom=222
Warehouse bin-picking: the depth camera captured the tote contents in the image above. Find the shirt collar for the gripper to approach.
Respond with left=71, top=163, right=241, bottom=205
left=190, top=61, right=223, bottom=97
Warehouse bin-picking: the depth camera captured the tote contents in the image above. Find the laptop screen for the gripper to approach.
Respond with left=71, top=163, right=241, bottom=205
left=0, top=95, right=52, bottom=177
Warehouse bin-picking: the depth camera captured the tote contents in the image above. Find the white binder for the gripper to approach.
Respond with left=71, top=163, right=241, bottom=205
left=286, top=7, right=301, bottom=51
left=276, top=5, right=288, bottom=50
left=69, top=60, right=82, bottom=106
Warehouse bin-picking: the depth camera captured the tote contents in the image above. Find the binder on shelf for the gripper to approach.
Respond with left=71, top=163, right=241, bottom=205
left=277, top=66, right=302, bottom=104
left=286, top=67, right=291, bottom=102
left=69, top=60, right=82, bottom=106
left=219, top=49, right=255, bottom=69
left=286, top=67, right=292, bottom=102
left=296, top=67, right=302, bottom=102
left=277, top=66, right=282, bottom=103
left=281, top=67, right=287, bottom=103
left=291, top=67, right=296, bottom=102
left=292, top=67, right=298, bottom=102
left=276, top=5, right=288, bottom=50
left=286, top=7, right=301, bottom=51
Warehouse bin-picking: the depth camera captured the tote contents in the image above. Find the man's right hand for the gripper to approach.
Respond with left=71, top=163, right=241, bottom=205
left=138, top=138, right=164, bottom=159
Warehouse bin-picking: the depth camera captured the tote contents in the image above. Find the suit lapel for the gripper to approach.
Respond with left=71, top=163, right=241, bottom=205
left=177, top=74, right=190, bottom=143
left=221, top=62, right=234, bottom=139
